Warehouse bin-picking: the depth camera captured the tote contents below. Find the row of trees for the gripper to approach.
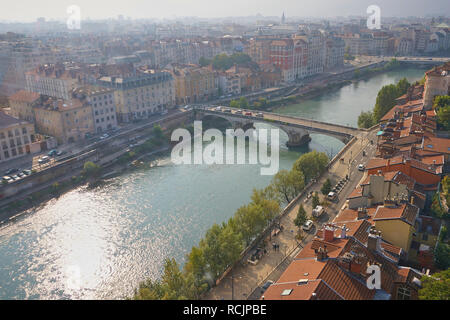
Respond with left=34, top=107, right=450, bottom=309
left=199, top=53, right=256, bottom=71
left=229, top=97, right=269, bottom=110
left=357, top=77, right=411, bottom=128
left=133, top=150, right=329, bottom=299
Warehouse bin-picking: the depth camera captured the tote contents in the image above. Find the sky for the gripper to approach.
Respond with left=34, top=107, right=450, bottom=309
left=1, top=0, right=449, bottom=22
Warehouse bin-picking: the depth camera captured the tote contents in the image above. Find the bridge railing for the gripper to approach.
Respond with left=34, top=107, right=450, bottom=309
left=196, top=107, right=356, bottom=138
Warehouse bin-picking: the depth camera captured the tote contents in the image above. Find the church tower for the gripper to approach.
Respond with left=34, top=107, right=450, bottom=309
left=281, top=12, right=286, bottom=24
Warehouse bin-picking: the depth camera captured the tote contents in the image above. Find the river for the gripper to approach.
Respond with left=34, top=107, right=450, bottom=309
left=0, top=66, right=426, bottom=299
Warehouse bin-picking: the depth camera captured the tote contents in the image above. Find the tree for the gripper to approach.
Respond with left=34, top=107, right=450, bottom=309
left=272, top=169, right=305, bottom=203
left=396, top=77, right=410, bottom=93
left=292, top=150, right=328, bottom=183
left=433, top=96, right=450, bottom=130
left=239, top=97, right=249, bottom=109
left=321, top=178, right=332, bottom=195
left=312, top=192, right=320, bottom=209
left=419, top=269, right=450, bottom=300
left=434, top=242, right=450, bottom=270
left=229, top=100, right=240, bottom=108
left=372, top=84, right=401, bottom=122
left=199, top=57, right=211, bottom=67
left=294, top=205, right=307, bottom=228
left=82, top=161, right=101, bottom=177
left=358, top=110, right=375, bottom=128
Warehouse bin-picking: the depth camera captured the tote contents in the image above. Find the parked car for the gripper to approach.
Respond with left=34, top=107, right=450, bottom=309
left=48, top=149, right=58, bottom=157
left=235, top=109, right=243, bottom=114
left=56, top=150, right=66, bottom=156
left=22, top=169, right=32, bottom=176
left=256, top=112, right=264, bottom=118
left=244, top=112, right=252, bottom=116
left=358, top=164, right=365, bottom=171
left=100, top=133, right=109, bottom=140
left=327, top=191, right=338, bottom=202
left=11, top=174, right=20, bottom=180
left=4, top=168, right=18, bottom=175
left=312, top=205, right=325, bottom=218
left=38, top=156, right=50, bottom=164
left=223, top=108, right=232, bottom=113
left=261, top=280, right=274, bottom=294
left=2, top=176, right=12, bottom=183
left=302, top=220, right=314, bottom=232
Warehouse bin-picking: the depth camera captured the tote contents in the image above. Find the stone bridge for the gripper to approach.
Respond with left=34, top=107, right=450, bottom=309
left=194, top=107, right=362, bottom=147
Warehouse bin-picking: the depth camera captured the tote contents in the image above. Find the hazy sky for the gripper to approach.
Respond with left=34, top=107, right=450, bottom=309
left=2, top=0, right=449, bottom=22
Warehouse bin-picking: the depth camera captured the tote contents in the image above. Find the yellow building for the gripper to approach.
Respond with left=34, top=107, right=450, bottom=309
left=8, top=90, right=41, bottom=123
left=372, top=202, right=419, bottom=255
left=0, top=111, right=35, bottom=163
left=170, top=64, right=217, bottom=105
left=33, top=97, right=94, bottom=144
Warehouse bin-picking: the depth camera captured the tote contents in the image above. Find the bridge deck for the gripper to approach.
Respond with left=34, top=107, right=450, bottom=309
left=197, top=107, right=363, bottom=138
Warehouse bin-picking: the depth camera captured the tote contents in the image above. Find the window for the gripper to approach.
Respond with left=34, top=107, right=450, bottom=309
left=397, top=286, right=411, bottom=300
left=22, top=127, right=27, bottom=134
left=422, top=233, right=428, bottom=241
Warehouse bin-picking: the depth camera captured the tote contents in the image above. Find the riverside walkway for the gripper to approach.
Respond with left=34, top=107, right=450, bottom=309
left=203, top=126, right=379, bottom=300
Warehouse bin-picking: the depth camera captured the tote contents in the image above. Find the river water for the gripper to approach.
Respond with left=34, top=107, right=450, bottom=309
left=0, top=67, right=426, bottom=299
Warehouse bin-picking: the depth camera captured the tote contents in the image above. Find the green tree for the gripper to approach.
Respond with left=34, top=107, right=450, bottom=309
left=312, top=192, right=320, bottom=209
left=239, top=97, right=249, bottom=109
left=198, top=57, right=211, bottom=67
left=373, top=84, right=400, bottom=122
left=272, top=169, right=305, bottom=203
left=294, top=205, right=307, bottom=228
left=396, top=77, right=410, bottom=93
left=321, top=178, right=332, bottom=195
left=433, top=96, right=450, bottom=130
left=434, top=242, right=450, bottom=270
left=357, top=110, right=375, bottom=129
left=419, top=269, right=450, bottom=300
left=82, top=161, right=101, bottom=177
left=292, top=150, right=328, bottom=182
left=229, top=100, right=240, bottom=108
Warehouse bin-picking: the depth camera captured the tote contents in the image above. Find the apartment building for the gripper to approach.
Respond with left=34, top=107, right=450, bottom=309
left=0, top=111, right=35, bottom=163
left=8, top=90, right=41, bottom=122
left=25, top=64, right=80, bottom=100
left=169, top=64, right=217, bottom=105
left=33, top=97, right=94, bottom=144
left=72, top=86, right=118, bottom=133
left=97, top=69, right=175, bottom=123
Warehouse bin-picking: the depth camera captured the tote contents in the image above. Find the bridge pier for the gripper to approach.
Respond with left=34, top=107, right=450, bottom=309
left=286, top=131, right=311, bottom=148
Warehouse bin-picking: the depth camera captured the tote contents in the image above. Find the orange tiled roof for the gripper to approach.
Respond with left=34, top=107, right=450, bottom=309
left=8, top=90, right=40, bottom=103
left=373, top=203, right=419, bottom=226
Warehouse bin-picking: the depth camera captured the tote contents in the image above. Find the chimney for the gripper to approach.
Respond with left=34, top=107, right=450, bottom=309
left=316, top=246, right=328, bottom=261
left=310, top=293, right=317, bottom=300
left=367, top=233, right=378, bottom=251
left=323, top=226, right=335, bottom=242
left=357, top=207, right=367, bottom=220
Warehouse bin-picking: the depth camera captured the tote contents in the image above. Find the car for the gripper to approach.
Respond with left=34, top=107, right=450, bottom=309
left=183, top=105, right=191, bottom=110
left=56, top=150, right=66, bottom=156
left=215, top=106, right=222, bottom=111
left=244, top=112, right=252, bottom=116
left=2, top=176, right=12, bottom=183
left=48, top=149, right=58, bottom=157
left=38, top=156, right=50, bottom=164
left=4, top=168, right=18, bottom=175
left=327, top=191, right=338, bottom=202
left=100, top=133, right=109, bottom=140
left=235, top=109, right=243, bottom=114
left=11, top=174, right=20, bottom=180
left=17, top=172, right=25, bottom=178
left=22, top=169, right=32, bottom=176
left=161, top=110, right=168, bottom=115
left=358, top=164, right=365, bottom=171
left=261, top=280, right=274, bottom=293
left=256, top=112, right=264, bottom=118
left=302, top=220, right=314, bottom=231
left=223, top=108, right=232, bottom=113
